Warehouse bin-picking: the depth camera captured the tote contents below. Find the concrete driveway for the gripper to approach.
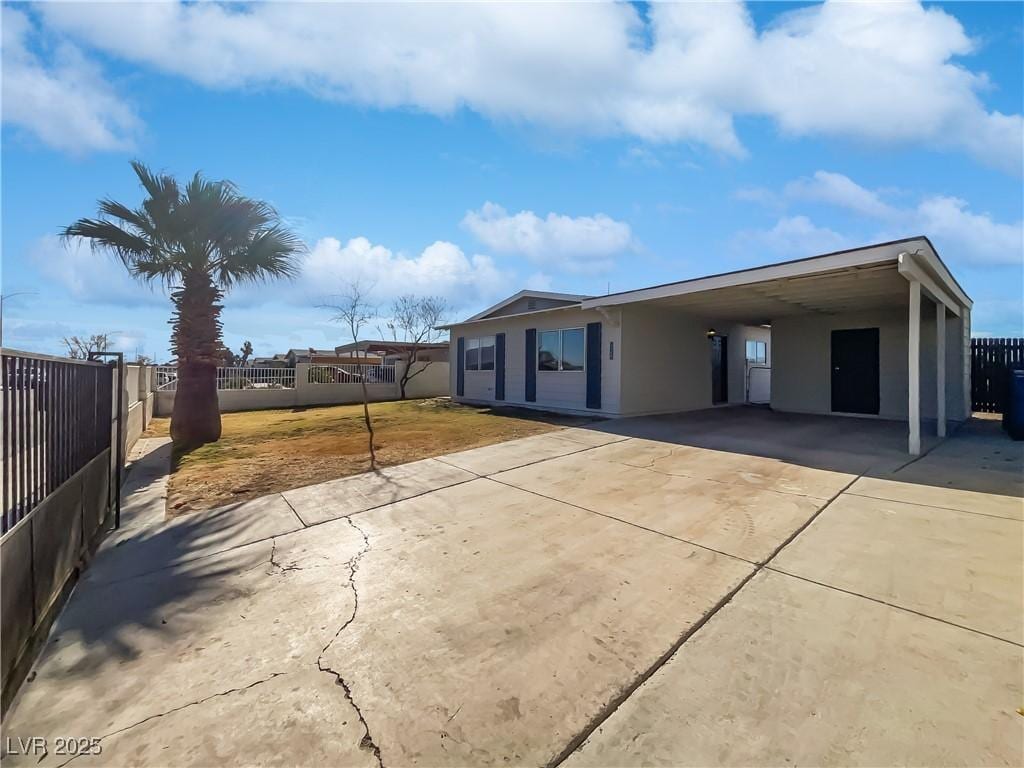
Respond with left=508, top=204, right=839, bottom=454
left=3, top=409, right=1021, bottom=767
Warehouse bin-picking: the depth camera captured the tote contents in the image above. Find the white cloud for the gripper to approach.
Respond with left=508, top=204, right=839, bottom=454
left=30, top=1, right=1021, bottom=170
left=621, top=146, right=663, bottom=169
left=733, top=187, right=782, bottom=209
left=784, top=171, right=898, bottom=220
left=914, top=196, right=1023, bottom=267
left=739, top=2, right=1020, bottom=170
left=733, top=216, right=850, bottom=257
left=298, top=236, right=509, bottom=310
left=30, top=235, right=166, bottom=306
left=739, top=171, right=1023, bottom=267
left=524, top=272, right=554, bottom=292
left=461, top=202, right=633, bottom=273
left=1, top=8, right=138, bottom=153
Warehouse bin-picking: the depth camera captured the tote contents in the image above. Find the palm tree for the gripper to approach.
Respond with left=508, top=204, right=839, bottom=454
left=63, top=161, right=305, bottom=448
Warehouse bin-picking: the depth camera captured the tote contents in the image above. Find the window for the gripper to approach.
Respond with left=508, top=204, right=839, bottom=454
left=745, top=340, right=767, bottom=364
left=538, top=330, right=560, bottom=371
left=478, top=336, right=495, bottom=371
left=561, top=328, right=584, bottom=371
left=538, top=328, right=585, bottom=372
left=465, top=336, right=495, bottom=371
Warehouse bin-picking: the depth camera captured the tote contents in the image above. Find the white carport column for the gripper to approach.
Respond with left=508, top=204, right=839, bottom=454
left=936, top=301, right=946, bottom=437
left=908, top=279, right=922, bottom=455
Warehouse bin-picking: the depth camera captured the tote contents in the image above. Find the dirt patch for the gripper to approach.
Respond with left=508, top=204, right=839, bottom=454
left=147, top=398, right=589, bottom=514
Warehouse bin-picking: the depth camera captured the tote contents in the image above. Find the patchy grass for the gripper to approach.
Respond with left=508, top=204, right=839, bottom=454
left=145, top=398, right=587, bottom=514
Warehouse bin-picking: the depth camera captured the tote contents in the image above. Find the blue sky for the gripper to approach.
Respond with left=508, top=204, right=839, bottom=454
left=2, top=1, right=1022, bottom=361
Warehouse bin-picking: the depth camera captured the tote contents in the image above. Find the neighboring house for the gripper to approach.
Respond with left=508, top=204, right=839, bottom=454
left=251, top=353, right=291, bottom=368
left=285, top=348, right=340, bottom=366
left=312, top=353, right=386, bottom=365
left=334, top=340, right=450, bottom=364
left=444, top=237, right=971, bottom=454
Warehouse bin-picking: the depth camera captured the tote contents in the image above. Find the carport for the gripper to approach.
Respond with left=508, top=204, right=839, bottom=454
left=580, top=236, right=972, bottom=454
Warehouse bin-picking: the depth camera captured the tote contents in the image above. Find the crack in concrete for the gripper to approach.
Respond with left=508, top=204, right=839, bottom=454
left=54, top=672, right=288, bottom=768
left=267, top=538, right=303, bottom=574
left=315, top=516, right=384, bottom=768
left=618, top=446, right=678, bottom=470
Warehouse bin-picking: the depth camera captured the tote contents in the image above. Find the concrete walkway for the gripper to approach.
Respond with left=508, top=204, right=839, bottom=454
left=2, top=410, right=1021, bottom=767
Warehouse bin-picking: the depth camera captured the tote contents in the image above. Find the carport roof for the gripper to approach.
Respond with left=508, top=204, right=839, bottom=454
left=581, top=236, right=970, bottom=316
left=445, top=236, right=971, bottom=329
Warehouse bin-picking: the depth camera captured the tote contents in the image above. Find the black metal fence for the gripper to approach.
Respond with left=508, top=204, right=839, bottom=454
left=1, top=350, right=114, bottom=535
left=971, top=337, right=1024, bottom=413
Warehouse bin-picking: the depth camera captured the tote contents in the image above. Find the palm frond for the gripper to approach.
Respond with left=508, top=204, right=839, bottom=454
left=131, top=160, right=178, bottom=206
left=214, top=224, right=305, bottom=288
left=61, top=218, right=153, bottom=271
left=132, top=161, right=180, bottom=243
left=97, top=198, right=158, bottom=241
left=66, top=161, right=305, bottom=292
left=130, top=250, right=192, bottom=288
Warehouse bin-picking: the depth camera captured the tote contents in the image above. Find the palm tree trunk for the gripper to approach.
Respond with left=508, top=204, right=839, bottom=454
left=170, top=270, right=223, bottom=448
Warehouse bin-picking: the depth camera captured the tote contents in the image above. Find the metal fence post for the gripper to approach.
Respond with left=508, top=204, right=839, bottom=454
left=90, top=352, right=124, bottom=529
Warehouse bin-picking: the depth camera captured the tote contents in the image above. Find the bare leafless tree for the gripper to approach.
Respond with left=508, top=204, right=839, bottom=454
left=321, top=281, right=379, bottom=469
left=62, top=333, right=112, bottom=360
left=386, top=295, right=448, bottom=399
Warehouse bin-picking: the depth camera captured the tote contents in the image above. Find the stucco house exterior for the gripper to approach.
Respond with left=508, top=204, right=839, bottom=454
left=444, top=236, right=972, bottom=454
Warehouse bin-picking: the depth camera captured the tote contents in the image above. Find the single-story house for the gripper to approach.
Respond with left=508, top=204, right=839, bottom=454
left=334, top=340, right=450, bottom=364
left=444, top=236, right=971, bottom=454
left=250, top=353, right=291, bottom=368
left=285, top=348, right=342, bottom=366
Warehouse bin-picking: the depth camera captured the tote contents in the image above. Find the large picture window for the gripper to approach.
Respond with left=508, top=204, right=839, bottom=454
left=538, top=328, right=585, bottom=372
left=465, top=336, right=495, bottom=371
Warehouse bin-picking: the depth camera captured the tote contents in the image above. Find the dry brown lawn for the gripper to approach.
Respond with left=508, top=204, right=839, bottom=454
left=145, top=398, right=585, bottom=514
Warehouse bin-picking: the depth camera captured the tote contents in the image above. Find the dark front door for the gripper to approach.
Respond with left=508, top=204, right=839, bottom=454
left=831, top=328, right=880, bottom=414
left=710, top=335, right=728, bottom=404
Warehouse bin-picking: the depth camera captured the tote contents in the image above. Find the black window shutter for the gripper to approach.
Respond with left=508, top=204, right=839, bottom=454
left=525, top=328, right=537, bottom=402
left=456, top=337, right=465, bottom=396
left=495, top=333, right=506, bottom=401
left=586, top=322, right=602, bottom=409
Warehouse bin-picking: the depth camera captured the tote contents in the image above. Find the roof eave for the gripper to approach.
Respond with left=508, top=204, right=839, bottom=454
left=463, top=290, right=592, bottom=323
left=438, top=302, right=585, bottom=330
left=581, top=236, right=971, bottom=311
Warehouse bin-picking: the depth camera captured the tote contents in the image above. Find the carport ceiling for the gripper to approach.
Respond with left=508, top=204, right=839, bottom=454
left=648, top=262, right=910, bottom=324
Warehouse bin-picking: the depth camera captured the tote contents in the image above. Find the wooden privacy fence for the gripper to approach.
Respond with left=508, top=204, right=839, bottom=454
left=971, top=337, right=1024, bottom=413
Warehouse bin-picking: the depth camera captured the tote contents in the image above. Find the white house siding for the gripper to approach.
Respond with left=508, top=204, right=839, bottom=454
left=618, top=305, right=711, bottom=416
left=615, top=310, right=772, bottom=415
left=771, top=303, right=965, bottom=422
left=449, top=307, right=622, bottom=415
left=464, top=368, right=495, bottom=401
